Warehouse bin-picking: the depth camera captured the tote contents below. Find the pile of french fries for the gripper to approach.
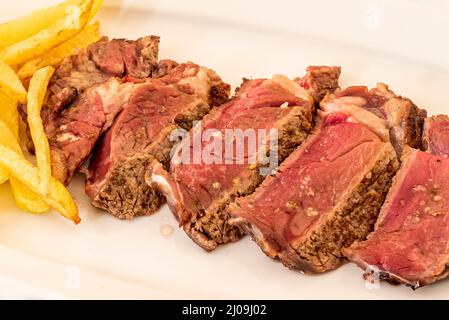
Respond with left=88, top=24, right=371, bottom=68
left=0, top=0, right=104, bottom=223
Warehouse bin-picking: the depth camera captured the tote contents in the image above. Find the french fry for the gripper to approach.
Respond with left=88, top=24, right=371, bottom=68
left=27, top=67, right=55, bottom=196
left=0, top=60, right=27, bottom=103
left=0, top=61, right=24, bottom=183
left=0, top=143, right=80, bottom=223
left=0, top=171, right=7, bottom=185
left=0, top=91, right=18, bottom=184
left=0, top=91, right=19, bottom=141
left=10, top=179, right=50, bottom=213
left=0, top=0, right=93, bottom=66
left=0, top=0, right=84, bottom=48
left=0, top=118, right=15, bottom=184
left=0, top=119, right=49, bottom=212
left=89, top=0, right=104, bottom=22
left=0, top=165, right=7, bottom=185
left=17, top=22, right=101, bottom=81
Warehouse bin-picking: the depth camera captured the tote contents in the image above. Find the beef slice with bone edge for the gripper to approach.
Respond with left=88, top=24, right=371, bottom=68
left=19, top=36, right=160, bottom=185
left=343, top=115, right=449, bottom=289
left=228, top=109, right=399, bottom=272
left=324, top=84, right=426, bottom=157
left=85, top=62, right=230, bottom=219
left=146, top=69, right=338, bottom=251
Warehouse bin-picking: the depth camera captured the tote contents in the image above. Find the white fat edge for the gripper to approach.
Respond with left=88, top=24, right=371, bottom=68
left=321, top=96, right=390, bottom=142
left=178, top=66, right=211, bottom=100
left=56, top=132, right=80, bottom=143
left=249, top=223, right=279, bottom=259
left=150, top=172, right=185, bottom=220
left=383, top=97, right=407, bottom=143
left=280, top=102, right=289, bottom=109
left=150, top=173, right=176, bottom=203
left=96, top=79, right=135, bottom=131
left=374, top=82, right=395, bottom=99
left=266, top=74, right=312, bottom=104
left=227, top=216, right=247, bottom=226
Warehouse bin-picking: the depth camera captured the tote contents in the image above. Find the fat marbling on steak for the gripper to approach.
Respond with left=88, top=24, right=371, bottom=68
left=228, top=108, right=399, bottom=272
left=147, top=67, right=340, bottom=251
left=85, top=62, right=230, bottom=219
left=19, top=36, right=160, bottom=185
left=343, top=115, right=449, bottom=289
left=322, top=84, right=427, bottom=157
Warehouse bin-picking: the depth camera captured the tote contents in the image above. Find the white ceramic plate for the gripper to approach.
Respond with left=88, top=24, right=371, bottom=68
left=1, top=0, right=449, bottom=299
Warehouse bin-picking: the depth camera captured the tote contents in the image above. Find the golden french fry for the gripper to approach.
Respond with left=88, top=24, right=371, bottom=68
left=0, top=143, right=80, bottom=223
left=0, top=117, right=14, bottom=184
left=0, top=60, right=27, bottom=103
left=27, top=66, right=55, bottom=196
left=0, top=0, right=84, bottom=48
left=0, top=91, right=19, bottom=141
left=89, top=0, right=104, bottom=22
left=0, top=172, right=7, bottom=185
left=18, top=22, right=101, bottom=81
left=0, top=89, right=19, bottom=185
left=0, top=119, right=49, bottom=212
left=0, top=0, right=93, bottom=66
left=10, top=178, right=50, bottom=213
left=0, top=167, right=7, bottom=185
left=0, top=91, right=18, bottom=184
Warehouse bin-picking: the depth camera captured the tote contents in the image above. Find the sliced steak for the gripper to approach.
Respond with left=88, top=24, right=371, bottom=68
left=422, top=115, right=449, bottom=156
left=343, top=115, right=449, bottom=288
left=324, top=84, right=426, bottom=156
left=45, top=79, right=136, bottom=185
left=148, top=73, right=322, bottom=251
left=85, top=62, right=230, bottom=219
left=228, top=111, right=399, bottom=272
left=19, top=36, right=160, bottom=184
left=46, top=36, right=159, bottom=113
left=343, top=149, right=449, bottom=288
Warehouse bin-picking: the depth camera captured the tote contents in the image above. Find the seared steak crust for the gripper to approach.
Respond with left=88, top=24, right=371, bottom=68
left=297, top=66, right=341, bottom=102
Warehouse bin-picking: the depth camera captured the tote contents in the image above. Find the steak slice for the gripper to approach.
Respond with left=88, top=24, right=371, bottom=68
left=147, top=73, right=322, bottom=251
left=343, top=115, right=449, bottom=289
left=228, top=112, right=399, bottom=272
left=422, top=115, right=449, bottom=156
left=46, top=36, right=160, bottom=113
left=85, top=62, right=230, bottom=219
left=324, top=84, right=427, bottom=156
left=19, top=36, right=160, bottom=185
left=343, top=149, right=449, bottom=288
left=45, top=79, right=136, bottom=185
